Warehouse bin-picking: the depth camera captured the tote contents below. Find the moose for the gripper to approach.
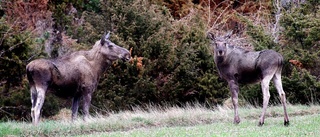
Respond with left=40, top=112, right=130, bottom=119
left=26, top=32, right=131, bottom=125
left=207, top=32, right=289, bottom=126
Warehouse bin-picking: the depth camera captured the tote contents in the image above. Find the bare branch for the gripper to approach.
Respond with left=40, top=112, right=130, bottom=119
left=0, top=105, right=27, bottom=117
left=0, top=19, right=18, bottom=47
left=0, top=16, right=38, bottom=58
left=272, top=0, right=282, bottom=43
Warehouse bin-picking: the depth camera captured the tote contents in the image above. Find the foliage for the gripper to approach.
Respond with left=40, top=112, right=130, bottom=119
left=279, top=0, right=320, bottom=104
left=0, top=18, right=33, bottom=94
left=1, top=0, right=320, bottom=121
left=280, top=1, right=320, bottom=75
left=239, top=0, right=320, bottom=105
left=238, top=14, right=280, bottom=51
left=0, top=17, right=62, bottom=121
left=282, top=68, right=320, bottom=104
left=49, top=0, right=102, bottom=57
left=2, top=0, right=51, bottom=31
left=91, top=0, right=229, bottom=111
left=153, top=0, right=196, bottom=19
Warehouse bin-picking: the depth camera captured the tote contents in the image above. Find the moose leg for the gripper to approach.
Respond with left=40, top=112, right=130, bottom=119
left=71, top=94, right=81, bottom=121
left=30, top=86, right=37, bottom=124
left=82, top=93, right=92, bottom=121
left=273, top=72, right=289, bottom=126
left=259, top=75, right=272, bottom=126
left=228, top=80, right=240, bottom=124
left=32, top=85, right=47, bottom=125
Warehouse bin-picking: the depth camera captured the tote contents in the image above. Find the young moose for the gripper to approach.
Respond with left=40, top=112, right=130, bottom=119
left=26, top=32, right=131, bottom=125
left=207, top=32, right=289, bottom=126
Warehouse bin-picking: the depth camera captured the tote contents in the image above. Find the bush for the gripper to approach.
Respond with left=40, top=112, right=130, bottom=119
left=282, top=68, right=320, bottom=104
left=239, top=0, right=320, bottom=105
left=2, top=0, right=320, bottom=121
left=0, top=17, right=60, bottom=120
left=91, top=0, right=229, bottom=112
left=279, top=0, right=320, bottom=104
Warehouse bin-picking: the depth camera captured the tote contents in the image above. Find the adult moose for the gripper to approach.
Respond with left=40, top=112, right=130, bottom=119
left=26, top=32, right=131, bottom=125
left=207, top=32, right=289, bottom=126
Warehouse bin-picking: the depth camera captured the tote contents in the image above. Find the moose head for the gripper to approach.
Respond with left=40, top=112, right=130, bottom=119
left=100, top=32, right=131, bottom=62
left=207, top=31, right=233, bottom=63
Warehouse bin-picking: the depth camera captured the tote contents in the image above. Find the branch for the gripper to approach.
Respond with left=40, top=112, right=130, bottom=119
left=0, top=26, right=35, bottom=58
left=0, top=105, right=28, bottom=116
left=208, top=0, right=232, bottom=32
left=272, top=0, right=282, bottom=43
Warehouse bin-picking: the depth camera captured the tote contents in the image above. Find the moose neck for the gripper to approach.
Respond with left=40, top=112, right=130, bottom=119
left=87, top=41, right=112, bottom=76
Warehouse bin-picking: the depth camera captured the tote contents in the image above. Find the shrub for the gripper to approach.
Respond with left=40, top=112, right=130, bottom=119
left=279, top=0, right=320, bottom=104
left=240, top=0, right=320, bottom=105
left=92, top=0, right=229, bottom=112
left=0, top=17, right=60, bottom=120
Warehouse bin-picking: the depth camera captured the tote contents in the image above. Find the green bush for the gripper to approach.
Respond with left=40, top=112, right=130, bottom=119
left=282, top=68, right=320, bottom=104
left=240, top=0, right=320, bottom=105
left=0, top=17, right=63, bottom=120
left=279, top=0, right=320, bottom=104
left=92, top=0, right=229, bottom=112
left=2, top=0, right=320, bottom=121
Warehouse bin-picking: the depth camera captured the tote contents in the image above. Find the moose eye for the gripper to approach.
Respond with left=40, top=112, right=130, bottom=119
left=108, top=44, right=114, bottom=48
left=213, top=43, right=218, bottom=46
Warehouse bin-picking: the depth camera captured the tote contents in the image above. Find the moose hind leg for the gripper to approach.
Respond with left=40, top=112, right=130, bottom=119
left=259, top=75, right=272, bottom=126
left=273, top=72, right=289, bottom=126
left=33, top=86, right=46, bottom=125
left=30, top=86, right=37, bottom=124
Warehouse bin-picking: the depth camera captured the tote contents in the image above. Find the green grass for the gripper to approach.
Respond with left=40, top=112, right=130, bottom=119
left=0, top=104, right=320, bottom=136
left=96, top=114, right=320, bottom=137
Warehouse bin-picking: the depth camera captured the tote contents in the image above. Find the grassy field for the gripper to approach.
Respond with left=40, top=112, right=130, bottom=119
left=0, top=104, right=320, bottom=136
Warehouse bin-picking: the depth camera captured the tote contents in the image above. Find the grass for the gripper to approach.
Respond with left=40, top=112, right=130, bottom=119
left=97, top=114, right=320, bottom=137
left=0, top=104, right=320, bottom=136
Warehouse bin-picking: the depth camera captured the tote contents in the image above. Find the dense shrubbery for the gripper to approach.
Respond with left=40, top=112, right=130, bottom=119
left=0, top=17, right=32, bottom=120
left=241, top=0, right=320, bottom=105
left=92, top=0, right=229, bottom=111
left=1, top=0, right=320, bottom=121
left=279, top=1, right=320, bottom=104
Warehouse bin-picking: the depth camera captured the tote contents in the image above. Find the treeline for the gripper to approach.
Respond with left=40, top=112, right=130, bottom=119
left=0, top=0, right=319, bottom=121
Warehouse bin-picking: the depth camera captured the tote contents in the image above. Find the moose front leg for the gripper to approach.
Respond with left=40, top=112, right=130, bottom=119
left=228, top=80, right=240, bottom=124
left=71, top=94, right=81, bottom=121
left=82, top=93, right=92, bottom=121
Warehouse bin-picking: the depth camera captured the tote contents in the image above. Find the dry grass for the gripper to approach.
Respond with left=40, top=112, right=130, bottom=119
left=1, top=104, right=320, bottom=136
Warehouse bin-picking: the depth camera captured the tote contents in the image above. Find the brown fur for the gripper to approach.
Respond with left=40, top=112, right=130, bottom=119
left=26, top=33, right=130, bottom=125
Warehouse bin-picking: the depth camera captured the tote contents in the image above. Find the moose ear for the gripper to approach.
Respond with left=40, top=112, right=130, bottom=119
left=207, top=32, right=215, bottom=40
left=100, top=31, right=110, bottom=45
left=100, top=32, right=106, bottom=45
left=224, top=30, right=233, bottom=39
left=105, top=31, right=110, bottom=39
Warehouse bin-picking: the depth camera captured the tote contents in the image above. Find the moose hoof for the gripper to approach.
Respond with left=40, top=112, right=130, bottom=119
left=284, top=120, right=290, bottom=126
left=234, top=117, right=240, bottom=124
left=258, top=121, right=264, bottom=126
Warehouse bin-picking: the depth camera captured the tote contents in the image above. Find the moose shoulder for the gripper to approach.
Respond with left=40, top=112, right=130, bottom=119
left=208, top=32, right=289, bottom=126
left=26, top=32, right=131, bottom=125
